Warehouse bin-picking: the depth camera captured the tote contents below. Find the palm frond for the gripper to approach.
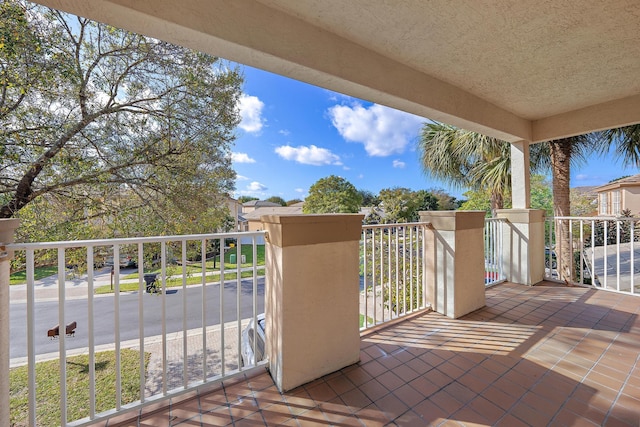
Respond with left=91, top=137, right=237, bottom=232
left=601, top=125, right=640, bottom=167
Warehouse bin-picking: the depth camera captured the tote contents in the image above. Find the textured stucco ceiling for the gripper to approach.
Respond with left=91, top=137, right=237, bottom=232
left=32, top=0, right=640, bottom=143
left=262, top=0, right=640, bottom=120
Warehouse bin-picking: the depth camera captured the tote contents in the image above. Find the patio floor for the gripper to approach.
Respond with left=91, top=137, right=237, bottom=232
left=111, top=282, right=640, bottom=426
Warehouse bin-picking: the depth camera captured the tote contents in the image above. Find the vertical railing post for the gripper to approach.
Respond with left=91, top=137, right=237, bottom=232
left=0, top=219, right=20, bottom=427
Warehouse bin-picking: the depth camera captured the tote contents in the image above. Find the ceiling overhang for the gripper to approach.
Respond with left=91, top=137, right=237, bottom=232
left=33, top=0, right=640, bottom=144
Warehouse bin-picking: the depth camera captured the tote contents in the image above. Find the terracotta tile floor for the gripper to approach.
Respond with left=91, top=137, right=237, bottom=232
left=113, top=282, right=640, bottom=426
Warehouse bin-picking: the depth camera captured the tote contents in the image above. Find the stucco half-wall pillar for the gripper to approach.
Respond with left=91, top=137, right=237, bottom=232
left=0, top=219, right=20, bottom=427
left=418, top=211, right=485, bottom=319
left=261, top=214, right=363, bottom=392
left=511, top=141, right=531, bottom=209
left=496, top=209, right=545, bottom=286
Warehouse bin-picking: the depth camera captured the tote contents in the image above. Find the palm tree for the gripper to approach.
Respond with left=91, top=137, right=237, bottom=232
left=537, top=129, right=640, bottom=281
left=531, top=137, right=592, bottom=281
left=600, top=124, right=640, bottom=164
left=418, top=123, right=640, bottom=282
left=417, top=123, right=511, bottom=216
left=418, top=123, right=593, bottom=282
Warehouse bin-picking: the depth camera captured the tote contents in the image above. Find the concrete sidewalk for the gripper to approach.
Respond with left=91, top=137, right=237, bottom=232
left=142, top=320, right=249, bottom=397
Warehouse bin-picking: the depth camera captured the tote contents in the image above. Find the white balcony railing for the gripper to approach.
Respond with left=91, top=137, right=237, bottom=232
left=7, top=231, right=266, bottom=427
left=484, top=218, right=507, bottom=286
left=360, top=223, right=430, bottom=330
left=546, top=217, right=639, bottom=295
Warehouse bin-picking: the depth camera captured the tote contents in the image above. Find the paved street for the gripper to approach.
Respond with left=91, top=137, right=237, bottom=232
left=585, top=242, right=640, bottom=292
left=9, top=277, right=265, bottom=360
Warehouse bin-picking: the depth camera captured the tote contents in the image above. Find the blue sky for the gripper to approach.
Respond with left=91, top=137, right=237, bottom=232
left=232, top=65, right=639, bottom=202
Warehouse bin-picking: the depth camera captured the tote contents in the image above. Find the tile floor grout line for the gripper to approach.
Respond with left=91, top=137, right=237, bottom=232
left=600, top=344, right=640, bottom=426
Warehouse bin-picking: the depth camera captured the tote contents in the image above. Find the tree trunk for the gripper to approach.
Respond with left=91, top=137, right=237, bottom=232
left=549, top=139, right=573, bottom=282
left=490, top=191, right=504, bottom=217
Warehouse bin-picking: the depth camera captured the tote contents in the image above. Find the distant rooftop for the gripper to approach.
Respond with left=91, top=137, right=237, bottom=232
left=242, top=205, right=304, bottom=221
left=242, top=200, right=282, bottom=208
left=594, top=174, right=640, bottom=192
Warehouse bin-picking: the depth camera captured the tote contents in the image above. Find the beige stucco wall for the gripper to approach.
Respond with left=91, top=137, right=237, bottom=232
left=419, top=211, right=486, bottom=319
left=496, top=209, right=545, bottom=286
left=262, top=214, right=363, bottom=392
left=622, top=187, right=640, bottom=215
left=247, top=219, right=263, bottom=232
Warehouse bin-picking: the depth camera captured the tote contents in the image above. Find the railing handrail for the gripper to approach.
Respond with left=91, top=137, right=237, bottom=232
left=7, top=230, right=266, bottom=251
left=362, top=221, right=430, bottom=230
left=548, top=216, right=638, bottom=221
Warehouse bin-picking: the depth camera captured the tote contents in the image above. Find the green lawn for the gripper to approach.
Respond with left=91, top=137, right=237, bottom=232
left=96, top=268, right=265, bottom=294
left=359, top=314, right=374, bottom=328
left=10, top=245, right=265, bottom=287
left=10, top=349, right=149, bottom=426
left=123, top=245, right=265, bottom=280
left=10, top=265, right=58, bottom=285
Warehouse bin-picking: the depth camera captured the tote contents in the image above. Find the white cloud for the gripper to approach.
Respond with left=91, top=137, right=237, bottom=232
left=231, top=152, right=256, bottom=164
left=328, top=103, right=424, bottom=156
left=279, top=129, right=291, bottom=136
left=236, top=174, right=250, bottom=181
left=247, top=181, right=267, bottom=192
left=238, top=94, right=265, bottom=133
left=393, top=160, right=406, bottom=169
left=576, top=174, right=589, bottom=180
left=275, top=144, right=342, bottom=166
left=295, top=188, right=305, bottom=193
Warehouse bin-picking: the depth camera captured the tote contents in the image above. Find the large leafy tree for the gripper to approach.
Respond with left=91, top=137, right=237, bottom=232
left=303, top=175, right=362, bottom=214
left=431, top=189, right=459, bottom=210
left=357, top=189, right=380, bottom=207
left=265, top=196, right=287, bottom=206
left=1, top=1, right=242, bottom=238
left=378, top=187, right=438, bottom=223
left=378, top=187, right=418, bottom=223
left=415, top=189, right=439, bottom=212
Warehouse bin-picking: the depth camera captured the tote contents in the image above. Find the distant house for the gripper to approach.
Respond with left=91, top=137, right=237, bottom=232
left=224, top=197, right=243, bottom=230
left=359, top=206, right=385, bottom=224
left=594, top=174, right=640, bottom=216
left=242, top=200, right=282, bottom=214
left=243, top=203, right=304, bottom=231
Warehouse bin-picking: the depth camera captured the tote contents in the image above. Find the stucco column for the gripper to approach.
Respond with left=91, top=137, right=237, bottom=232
left=496, top=209, right=545, bottom=286
left=511, top=140, right=531, bottom=209
left=0, top=219, right=20, bottom=427
left=418, top=211, right=485, bottom=319
left=261, top=214, right=363, bottom=392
